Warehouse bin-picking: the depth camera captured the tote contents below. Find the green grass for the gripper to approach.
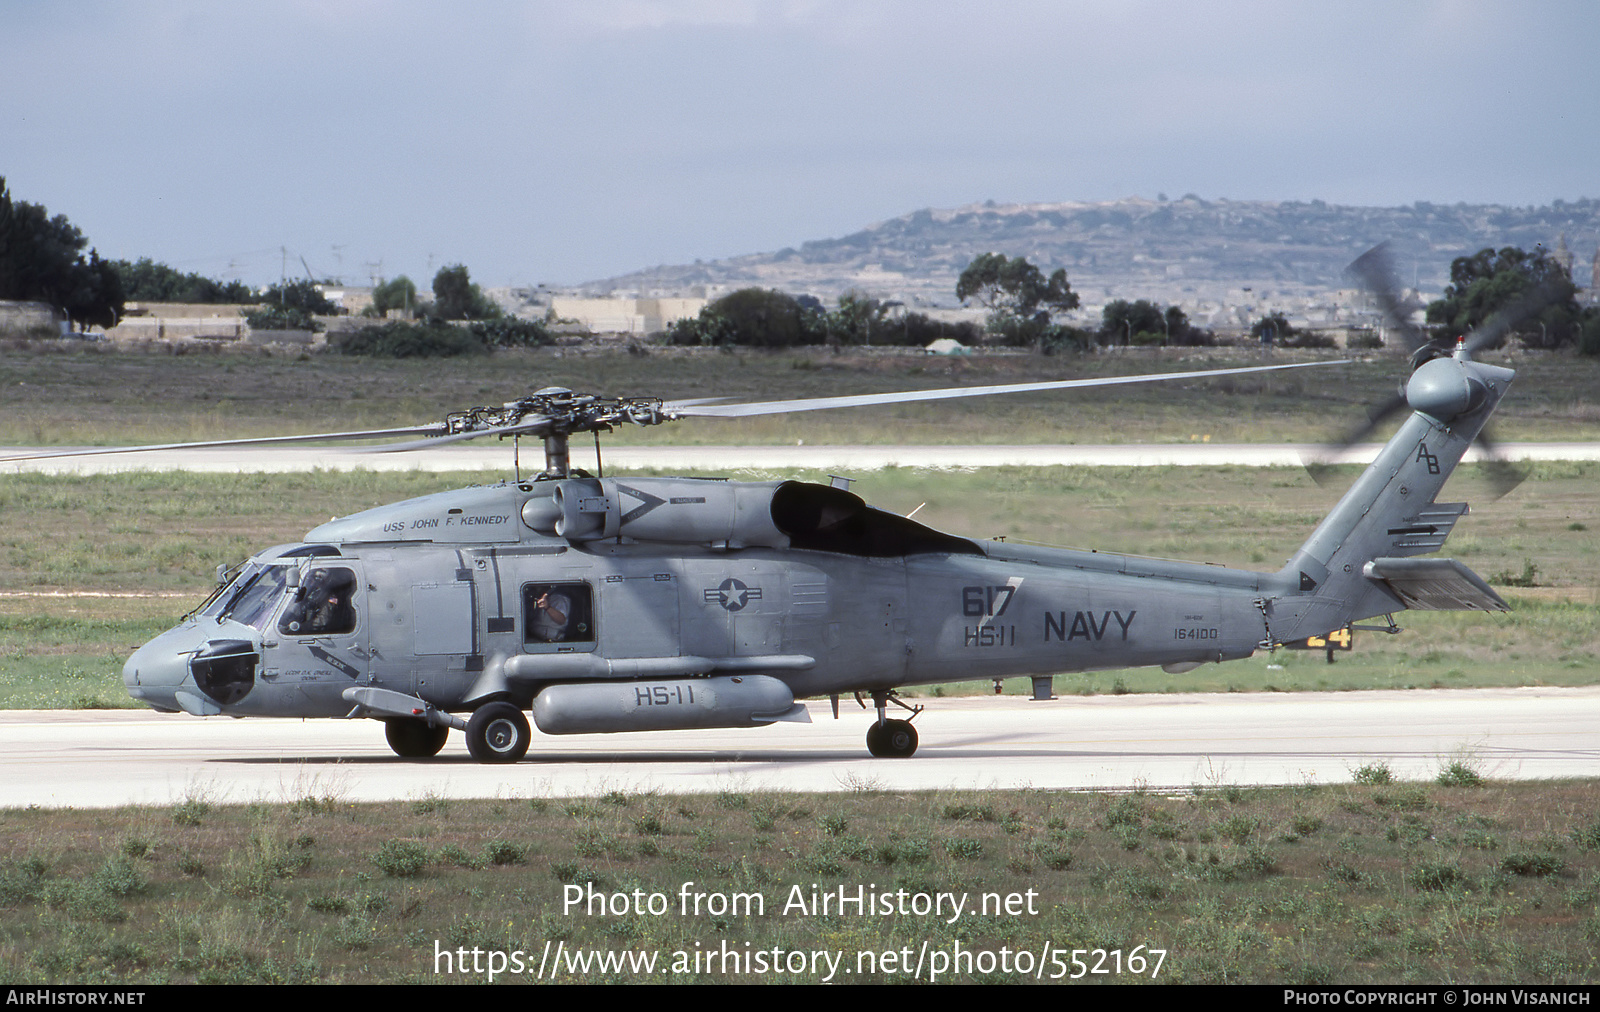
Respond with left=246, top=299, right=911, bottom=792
left=0, top=780, right=1596, bottom=983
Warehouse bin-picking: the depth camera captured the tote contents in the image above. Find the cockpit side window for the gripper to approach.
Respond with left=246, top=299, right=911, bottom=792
left=219, top=566, right=290, bottom=631
left=279, top=567, right=359, bottom=636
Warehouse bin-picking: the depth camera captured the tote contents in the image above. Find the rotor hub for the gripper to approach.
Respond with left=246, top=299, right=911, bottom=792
left=1405, top=357, right=1487, bottom=423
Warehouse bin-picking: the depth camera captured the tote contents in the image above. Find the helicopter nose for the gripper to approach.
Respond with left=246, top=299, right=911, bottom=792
left=123, top=635, right=190, bottom=708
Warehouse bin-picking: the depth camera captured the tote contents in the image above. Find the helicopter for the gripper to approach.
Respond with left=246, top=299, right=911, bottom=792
left=6, top=268, right=1526, bottom=762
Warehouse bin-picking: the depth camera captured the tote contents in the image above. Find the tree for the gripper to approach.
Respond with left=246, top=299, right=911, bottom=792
left=956, top=253, right=1079, bottom=345
left=708, top=288, right=815, bottom=347
left=1426, top=246, right=1582, bottom=349
left=0, top=176, right=124, bottom=329
left=429, top=264, right=501, bottom=321
left=827, top=290, right=891, bottom=345
left=1101, top=299, right=1165, bottom=345
left=1250, top=311, right=1295, bottom=344
left=245, top=280, right=339, bottom=331
left=1099, top=300, right=1209, bottom=346
left=110, top=257, right=254, bottom=304
left=369, top=275, right=418, bottom=317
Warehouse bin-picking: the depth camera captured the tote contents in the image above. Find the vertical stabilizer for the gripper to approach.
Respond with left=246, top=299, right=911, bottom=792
left=1267, top=354, right=1515, bottom=642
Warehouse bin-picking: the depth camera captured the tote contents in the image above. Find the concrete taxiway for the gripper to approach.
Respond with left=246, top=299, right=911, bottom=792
left=3, top=442, right=1599, bottom=475
left=4, top=687, right=1594, bottom=808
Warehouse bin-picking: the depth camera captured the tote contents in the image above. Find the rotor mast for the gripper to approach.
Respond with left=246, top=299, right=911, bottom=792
left=542, top=431, right=571, bottom=478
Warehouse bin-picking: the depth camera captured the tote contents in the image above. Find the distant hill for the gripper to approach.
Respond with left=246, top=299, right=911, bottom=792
left=585, top=196, right=1600, bottom=308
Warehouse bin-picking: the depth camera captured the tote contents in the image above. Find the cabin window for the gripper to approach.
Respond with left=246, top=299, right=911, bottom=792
left=523, top=583, right=594, bottom=644
left=279, top=567, right=359, bottom=636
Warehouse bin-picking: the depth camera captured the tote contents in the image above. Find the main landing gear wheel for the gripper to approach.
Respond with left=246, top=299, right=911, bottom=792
left=466, top=702, right=531, bottom=764
left=866, top=719, right=918, bottom=758
left=385, top=718, right=449, bottom=758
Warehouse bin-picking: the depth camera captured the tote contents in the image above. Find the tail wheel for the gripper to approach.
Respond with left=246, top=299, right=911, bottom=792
left=866, top=719, right=918, bottom=758
left=384, top=718, right=449, bottom=758
left=466, top=702, right=531, bottom=764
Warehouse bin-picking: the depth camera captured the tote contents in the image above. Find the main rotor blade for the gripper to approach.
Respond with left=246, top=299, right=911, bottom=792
left=663, top=361, right=1346, bottom=419
left=0, top=425, right=449, bottom=463
left=357, top=415, right=554, bottom=453
left=1347, top=242, right=1429, bottom=353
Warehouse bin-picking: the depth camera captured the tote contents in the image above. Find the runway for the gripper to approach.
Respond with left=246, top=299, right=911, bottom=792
left=6, top=687, right=1595, bottom=809
left=3, top=441, right=1600, bottom=474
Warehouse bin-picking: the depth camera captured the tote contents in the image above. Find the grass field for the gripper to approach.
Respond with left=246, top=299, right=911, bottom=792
left=3, top=342, right=1599, bottom=446
left=1, top=778, right=1595, bottom=983
left=0, top=463, right=1594, bottom=709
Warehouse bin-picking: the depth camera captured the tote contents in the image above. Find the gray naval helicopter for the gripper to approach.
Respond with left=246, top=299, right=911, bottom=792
left=41, top=261, right=1529, bottom=763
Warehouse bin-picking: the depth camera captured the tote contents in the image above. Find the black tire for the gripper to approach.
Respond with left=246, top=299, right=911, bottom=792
left=466, top=702, right=531, bottom=764
left=866, top=719, right=917, bottom=758
left=877, top=719, right=918, bottom=758
left=865, top=721, right=887, bottom=756
left=384, top=718, right=449, bottom=758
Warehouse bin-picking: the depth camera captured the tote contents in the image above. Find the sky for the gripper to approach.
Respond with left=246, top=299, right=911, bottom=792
left=4, top=1, right=1598, bottom=289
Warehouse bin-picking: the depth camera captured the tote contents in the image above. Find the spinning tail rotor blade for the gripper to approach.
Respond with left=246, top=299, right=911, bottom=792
left=1346, top=242, right=1430, bottom=354
left=1471, top=428, right=1531, bottom=500
left=1458, top=279, right=1564, bottom=357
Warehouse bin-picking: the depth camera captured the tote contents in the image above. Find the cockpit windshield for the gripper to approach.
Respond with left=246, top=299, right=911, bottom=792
left=200, top=564, right=290, bottom=631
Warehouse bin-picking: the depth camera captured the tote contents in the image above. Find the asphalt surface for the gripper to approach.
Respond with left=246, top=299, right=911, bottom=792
left=4, top=441, right=1600, bottom=474
left=5, top=688, right=1595, bottom=808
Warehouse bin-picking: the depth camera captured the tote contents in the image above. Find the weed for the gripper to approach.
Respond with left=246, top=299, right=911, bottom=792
left=633, top=813, right=665, bottom=837
left=430, top=843, right=477, bottom=869
left=93, top=857, right=147, bottom=898
left=484, top=840, right=527, bottom=866
left=1572, top=819, right=1600, bottom=851
left=372, top=839, right=429, bottom=878
left=332, top=914, right=377, bottom=951
left=1217, top=814, right=1260, bottom=844
left=1436, top=762, right=1484, bottom=787
left=306, top=894, right=350, bottom=915
left=1491, top=559, right=1540, bottom=587
left=818, top=814, right=848, bottom=837
left=874, top=838, right=932, bottom=865
left=1463, top=829, right=1500, bottom=851
left=945, top=839, right=984, bottom=860
left=1501, top=853, right=1565, bottom=878
left=410, top=792, right=449, bottom=817
left=1407, top=863, right=1466, bottom=891
left=1291, top=814, right=1324, bottom=837
left=1372, top=786, right=1431, bottom=811
left=1351, top=762, right=1394, bottom=785
left=942, top=803, right=997, bottom=822
left=1103, top=795, right=1145, bottom=828
left=171, top=799, right=212, bottom=827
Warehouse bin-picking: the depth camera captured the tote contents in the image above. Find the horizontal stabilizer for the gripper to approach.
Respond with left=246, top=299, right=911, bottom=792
left=1362, top=558, right=1510, bottom=612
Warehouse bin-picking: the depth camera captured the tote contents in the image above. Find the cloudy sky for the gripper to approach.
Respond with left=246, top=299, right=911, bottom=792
left=4, top=1, right=1597, bottom=288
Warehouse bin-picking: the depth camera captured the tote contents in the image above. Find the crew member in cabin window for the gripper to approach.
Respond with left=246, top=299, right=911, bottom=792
left=529, top=589, right=572, bottom=642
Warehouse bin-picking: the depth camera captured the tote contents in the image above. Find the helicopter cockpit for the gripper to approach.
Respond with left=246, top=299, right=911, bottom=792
left=193, top=545, right=350, bottom=631
left=198, top=562, right=290, bottom=631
